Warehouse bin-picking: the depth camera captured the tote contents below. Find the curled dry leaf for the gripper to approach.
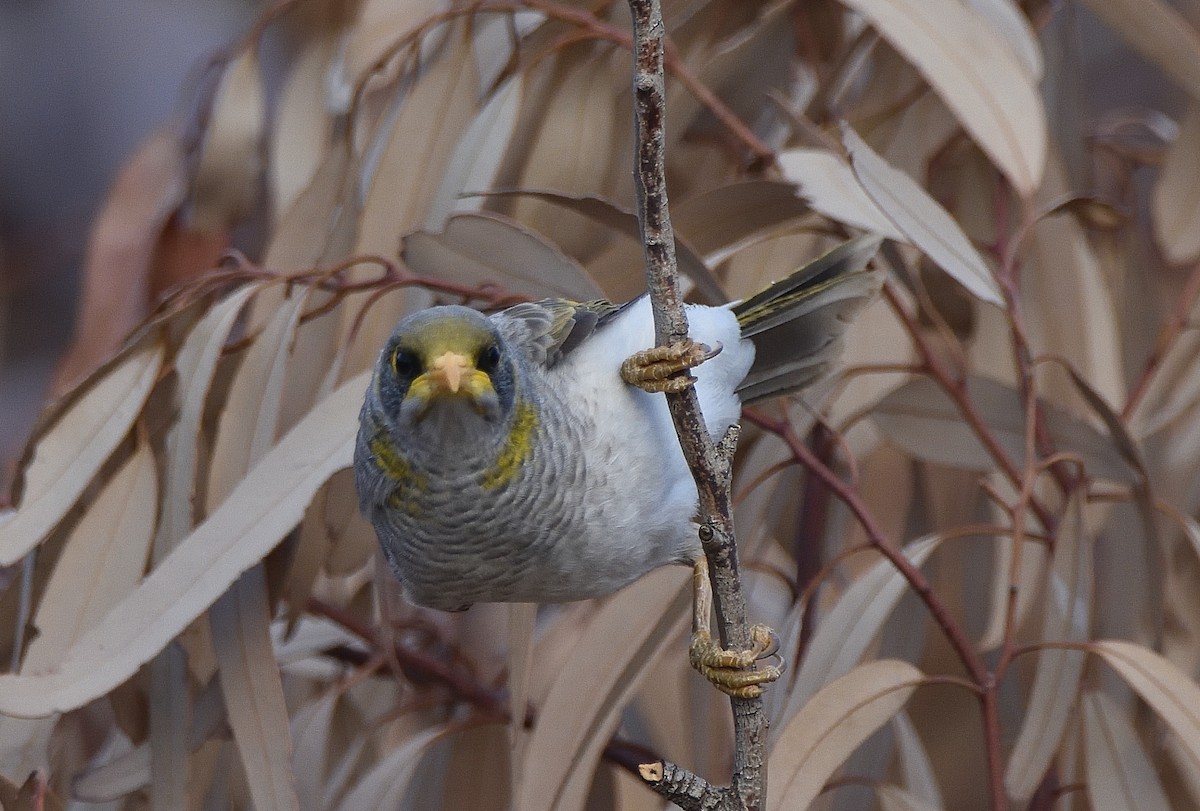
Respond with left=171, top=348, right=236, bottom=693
left=1082, top=690, right=1171, bottom=811
left=1004, top=490, right=1093, bottom=804
left=0, top=373, right=366, bottom=718
left=842, top=125, right=1004, bottom=307
left=838, top=0, right=1046, bottom=195
left=769, top=659, right=924, bottom=811
left=0, top=342, right=162, bottom=566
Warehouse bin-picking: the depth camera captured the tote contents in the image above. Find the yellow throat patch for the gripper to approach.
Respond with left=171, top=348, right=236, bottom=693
left=369, top=426, right=427, bottom=514
left=480, top=401, right=538, bottom=490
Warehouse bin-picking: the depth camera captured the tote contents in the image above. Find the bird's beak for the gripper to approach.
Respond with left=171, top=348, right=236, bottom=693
left=405, top=351, right=497, bottom=418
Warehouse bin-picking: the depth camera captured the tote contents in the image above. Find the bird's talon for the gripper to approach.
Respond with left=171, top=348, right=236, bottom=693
left=689, top=624, right=784, bottom=698
left=621, top=340, right=713, bottom=394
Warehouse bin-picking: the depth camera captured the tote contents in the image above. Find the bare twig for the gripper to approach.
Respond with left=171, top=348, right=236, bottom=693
left=624, top=1, right=769, bottom=809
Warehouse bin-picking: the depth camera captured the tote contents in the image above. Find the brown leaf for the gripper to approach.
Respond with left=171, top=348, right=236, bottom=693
left=403, top=212, right=603, bottom=300
left=778, top=149, right=905, bottom=241
left=0, top=373, right=366, bottom=718
left=838, top=0, right=1046, bottom=195
left=769, top=659, right=924, bottom=811
left=0, top=342, right=162, bottom=566
left=1093, top=640, right=1200, bottom=776
left=1153, top=103, right=1200, bottom=265
left=52, top=131, right=184, bottom=393
left=1005, top=490, right=1092, bottom=803
left=190, top=49, right=266, bottom=232
left=1082, top=690, right=1171, bottom=811
left=843, top=125, right=1004, bottom=306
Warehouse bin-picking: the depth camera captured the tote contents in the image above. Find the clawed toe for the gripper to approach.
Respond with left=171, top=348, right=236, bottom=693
left=689, top=624, right=783, bottom=699
left=620, top=340, right=720, bottom=394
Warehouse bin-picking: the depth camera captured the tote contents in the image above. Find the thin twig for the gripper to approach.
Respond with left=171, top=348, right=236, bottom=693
left=625, top=1, right=768, bottom=809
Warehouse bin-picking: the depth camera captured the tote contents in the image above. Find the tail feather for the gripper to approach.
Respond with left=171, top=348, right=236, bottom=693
left=734, top=235, right=883, bottom=403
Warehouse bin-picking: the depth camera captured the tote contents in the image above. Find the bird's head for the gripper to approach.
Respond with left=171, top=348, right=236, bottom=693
left=374, top=306, right=516, bottom=440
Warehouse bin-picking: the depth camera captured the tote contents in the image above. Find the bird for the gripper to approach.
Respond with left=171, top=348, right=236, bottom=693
left=355, top=235, right=882, bottom=694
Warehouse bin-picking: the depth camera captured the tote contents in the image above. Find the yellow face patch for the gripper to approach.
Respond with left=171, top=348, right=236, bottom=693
left=369, top=428, right=427, bottom=515
left=480, top=401, right=538, bottom=490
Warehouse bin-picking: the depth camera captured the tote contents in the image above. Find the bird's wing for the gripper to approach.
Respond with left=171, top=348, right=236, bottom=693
left=494, top=298, right=627, bottom=368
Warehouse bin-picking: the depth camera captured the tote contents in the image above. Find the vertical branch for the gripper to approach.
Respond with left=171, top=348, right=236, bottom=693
left=625, top=1, right=768, bottom=809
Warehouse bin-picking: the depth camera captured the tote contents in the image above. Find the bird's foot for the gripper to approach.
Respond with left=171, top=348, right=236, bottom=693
left=620, top=341, right=720, bottom=394
left=689, top=557, right=783, bottom=699
left=690, top=624, right=782, bottom=699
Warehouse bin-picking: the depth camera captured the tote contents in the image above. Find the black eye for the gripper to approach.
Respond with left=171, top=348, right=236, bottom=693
left=391, top=349, right=419, bottom=380
left=477, top=344, right=502, bottom=375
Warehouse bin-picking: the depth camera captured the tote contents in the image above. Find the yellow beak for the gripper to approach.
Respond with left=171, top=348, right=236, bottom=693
left=404, top=351, right=497, bottom=417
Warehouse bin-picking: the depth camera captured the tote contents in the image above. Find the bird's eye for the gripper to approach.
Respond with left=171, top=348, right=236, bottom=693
left=391, top=349, right=419, bottom=380
left=477, top=344, right=502, bottom=375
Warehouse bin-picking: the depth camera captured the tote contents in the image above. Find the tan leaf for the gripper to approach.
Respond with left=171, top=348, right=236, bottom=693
left=1153, top=103, right=1200, bottom=265
left=0, top=440, right=156, bottom=776
left=871, top=376, right=1138, bottom=484
left=210, top=566, right=299, bottom=811
left=777, top=149, right=905, bottom=241
left=892, top=711, right=943, bottom=806
left=192, top=47, right=265, bottom=231
left=403, top=212, right=603, bottom=300
left=1076, top=0, right=1200, bottom=103
left=1093, top=641, right=1200, bottom=775
left=52, top=131, right=184, bottom=393
left=843, top=125, right=1004, bottom=306
left=425, top=76, right=524, bottom=229
left=0, top=342, right=162, bottom=566
left=506, top=602, right=537, bottom=795
left=516, top=567, right=690, bottom=811
left=206, top=284, right=308, bottom=512
left=769, top=659, right=924, bottom=811
left=191, top=49, right=266, bottom=232
left=155, top=284, right=261, bottom=558
left=333, top=723, right=457, bottom=811
left=1082, top=691, right=1171, bottom=811
left=963, top=0, right=1043, bottom=79
left=878, top=784, right=944, bottom=811
left=783, top=533, right=946, bottom=722
left=0, top=373, right=366, bottom=718
left=838, top=0, right=1046, bottom=194
left=1005, top=490, right=1092, bottom=803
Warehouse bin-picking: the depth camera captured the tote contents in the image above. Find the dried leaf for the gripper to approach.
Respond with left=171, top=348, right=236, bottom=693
left=963, top=0, right=1043, bottom=79
left=784, top=534, right=946, bottom=721
left=333, top=723, right=456, bottom=811
left=843, top=125, right=1004, bottom=306
left=506, top=601, right=536, bottom=795
left=516, top=567, right=690, bottom=811
left=191, top=49, right=265, bottom=232
left=0, top=373, right=366, bottom=718
left=425, top=76, right=523, bottom=229
left=871, top=376, right=1138, bottom=484
left=1092, top=640, right=1200, bottom=776
left=403, top=212, right=603, bottom=300
left=838, top=0, right=1046, bottom=194
left=1076, top=0, right=1200, bottom=103
left=878, top=784, right=943, bottom=811
left=1153, top=103, right=1200, bottom=265
left=53, top=131, right=184, bottom=392
left=156, top=284, right=261, bottom=557
left=892, top=711, right=943, bottom=807
left=769, top=659, right=924, bottom=811
left=0, top=342, right=162, bottom=566
left=210, top=566, right=299, bottom=811
left=778, top=149, right=905, bottom=241
left=1005, top=490, right=1092, bottom=803
left=1082, top=690, right=1171, bottom=811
